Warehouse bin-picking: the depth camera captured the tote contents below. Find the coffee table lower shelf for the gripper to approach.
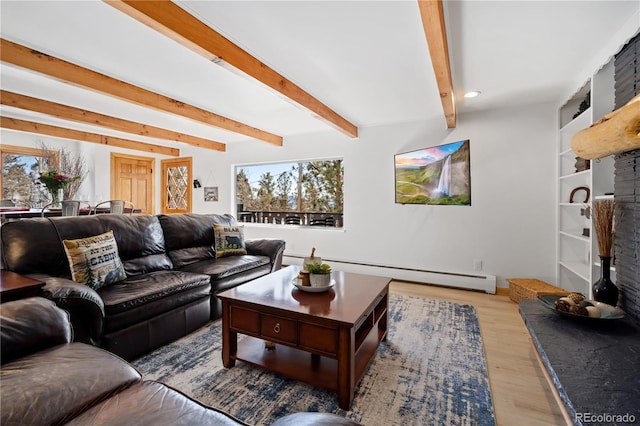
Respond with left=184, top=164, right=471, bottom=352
left=231, top=322, right=386, bottom=407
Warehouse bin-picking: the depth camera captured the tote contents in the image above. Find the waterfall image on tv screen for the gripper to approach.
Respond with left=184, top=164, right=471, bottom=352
left=394, top=140, right=471, bottom=205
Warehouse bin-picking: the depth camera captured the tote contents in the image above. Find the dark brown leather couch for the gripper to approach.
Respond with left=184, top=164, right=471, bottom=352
left=0, top=298, right=360, bottom=426
left=0, top=213, right=285, bottom=360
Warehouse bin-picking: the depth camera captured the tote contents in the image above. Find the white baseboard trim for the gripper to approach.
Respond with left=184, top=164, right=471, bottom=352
left=284, top=255, right=497, bottom=294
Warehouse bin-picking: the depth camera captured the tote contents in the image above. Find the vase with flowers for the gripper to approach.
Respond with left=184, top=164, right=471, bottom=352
left=39, top=170, right=80, bottom=203
left=591, top=199, right=618, bottom=306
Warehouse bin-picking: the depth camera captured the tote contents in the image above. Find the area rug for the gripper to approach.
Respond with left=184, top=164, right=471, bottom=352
left=133, top=294, right=495, bottom=425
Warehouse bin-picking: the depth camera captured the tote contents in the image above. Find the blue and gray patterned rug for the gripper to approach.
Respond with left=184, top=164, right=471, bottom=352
left=133, top=294, right=495, bottom=425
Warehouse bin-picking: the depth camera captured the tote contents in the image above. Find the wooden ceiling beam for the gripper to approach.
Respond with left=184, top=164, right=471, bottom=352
left=105, top=0, right=358, bottom=138
left=0, top=116, right=180, bottom=156
left=1, top=90, right=226, bottom=152
left=0, top=38, right=282, bottom=145
left=418, top=0, right=456, bottom=128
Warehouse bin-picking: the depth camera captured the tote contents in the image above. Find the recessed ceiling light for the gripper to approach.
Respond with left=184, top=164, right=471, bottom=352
left=464, top=91, right=481, bottom=98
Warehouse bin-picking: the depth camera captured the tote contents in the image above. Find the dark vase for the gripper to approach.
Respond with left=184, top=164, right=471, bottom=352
left=593, top=256, right=618, bottom=306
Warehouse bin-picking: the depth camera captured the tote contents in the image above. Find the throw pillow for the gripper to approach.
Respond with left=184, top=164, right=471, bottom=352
left=62, top=230, right=126, bottom=290
left=213, top=224, right=247, bottom=258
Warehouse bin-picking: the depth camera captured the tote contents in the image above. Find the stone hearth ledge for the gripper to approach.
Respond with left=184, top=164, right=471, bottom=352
left=519, top=299, right=640, bottom=426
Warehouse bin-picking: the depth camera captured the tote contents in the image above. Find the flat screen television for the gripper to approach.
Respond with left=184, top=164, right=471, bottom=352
left=394, top=139, right=471, bottom=205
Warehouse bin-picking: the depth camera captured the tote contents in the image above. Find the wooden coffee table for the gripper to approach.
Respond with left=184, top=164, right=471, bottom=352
left=218, top=265, right=390, bottom=410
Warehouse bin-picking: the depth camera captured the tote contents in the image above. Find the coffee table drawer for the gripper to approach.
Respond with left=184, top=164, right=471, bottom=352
left=299, top=322, right=338, bottom=356
left=230, top=306, right=260, bottom=335
left=261, top=314, right=297, bottom=344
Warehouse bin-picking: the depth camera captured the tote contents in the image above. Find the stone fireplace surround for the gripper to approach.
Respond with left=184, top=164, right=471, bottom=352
left=612, top=32, right=639, bottom=324
left=614, top=148, right=639, bottom=324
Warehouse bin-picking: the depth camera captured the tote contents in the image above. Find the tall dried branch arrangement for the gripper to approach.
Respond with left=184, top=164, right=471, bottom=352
left=592, top=199, right=616, bottom=257
left=38, top=140, right=88, bottom=199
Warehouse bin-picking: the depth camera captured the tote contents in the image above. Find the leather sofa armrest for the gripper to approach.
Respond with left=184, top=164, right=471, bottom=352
left=245, top=238, right=286, bottom=272
left=0, top=297, right=72, bottom=365
left=30, top=275, right=105, bottom=346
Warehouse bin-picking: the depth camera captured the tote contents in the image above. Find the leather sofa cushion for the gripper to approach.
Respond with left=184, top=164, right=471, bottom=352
left=103, top=271, right=211, bottom=333
left=99, top=270, right=211, bottom=332
left=1, top=298, right=72, bottom=365
left=100, top=271, right=211, bottom=313
left=168, top=246, right=215, bottom=270
left=123, top=253, right=173, bottom=276
left=51, top=215, right=173, bottom=275
left=158, top=213, right=236, bottom=268
left=180, top=255, right=269, bottom=281
left=0, top=218, right=70, bottom=276
left=0, top=343, right=141, bottom=426
left=66, top=381, right=248, bottom=426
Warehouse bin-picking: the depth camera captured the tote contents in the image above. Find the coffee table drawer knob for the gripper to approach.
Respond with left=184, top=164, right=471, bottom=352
left=260, top=314, right=297, bottom=343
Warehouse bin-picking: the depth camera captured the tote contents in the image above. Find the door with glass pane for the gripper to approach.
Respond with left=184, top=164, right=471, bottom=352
left=161, top=157, right=192, bottom=214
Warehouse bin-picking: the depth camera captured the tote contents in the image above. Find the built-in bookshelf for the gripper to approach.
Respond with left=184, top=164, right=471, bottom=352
left=557, top=59, right=616, bottom=296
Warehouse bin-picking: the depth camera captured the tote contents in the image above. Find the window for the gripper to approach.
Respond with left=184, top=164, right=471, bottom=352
left=236, top=159, right=343, bottom=227
left=1, top=145, right=58, bottom=207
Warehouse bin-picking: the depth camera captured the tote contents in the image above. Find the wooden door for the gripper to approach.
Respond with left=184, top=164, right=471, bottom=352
left=160, top=157, right=192, bottom=214
left=110, top=153, right=154, bottom=214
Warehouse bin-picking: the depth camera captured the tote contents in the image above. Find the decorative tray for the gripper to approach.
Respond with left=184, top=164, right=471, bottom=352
left=537, top=294, right=624, bottom=321
left=291, top=279, right=336, bottom=293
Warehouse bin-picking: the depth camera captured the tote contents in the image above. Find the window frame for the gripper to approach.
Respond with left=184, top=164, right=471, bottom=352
left=1, top=144, right=59, bottom=205
left=234, top=157, right=344, bottom=228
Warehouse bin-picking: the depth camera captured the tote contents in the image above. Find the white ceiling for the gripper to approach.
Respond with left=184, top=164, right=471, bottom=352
left=1, top=1, right=638, bottom=149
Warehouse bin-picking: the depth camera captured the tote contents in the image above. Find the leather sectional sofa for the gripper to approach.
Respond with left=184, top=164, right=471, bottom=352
left=0, top=297, right=361, bottom=426
left=0, top=213, right=285, bottom=360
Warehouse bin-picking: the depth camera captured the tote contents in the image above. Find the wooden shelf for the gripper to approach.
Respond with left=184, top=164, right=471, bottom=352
left=236, top=336, right=338, bottom=393
left=355, top=325, right=387, bottom=383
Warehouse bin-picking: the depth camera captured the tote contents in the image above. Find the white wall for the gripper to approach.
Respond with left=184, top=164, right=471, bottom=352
left=2, top=101, right=557, bottom=288
left=208, top=102, right=557, bottom=288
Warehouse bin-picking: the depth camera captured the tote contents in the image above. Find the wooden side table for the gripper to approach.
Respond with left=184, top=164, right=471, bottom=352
left=0, top=270, right=45, bottom=303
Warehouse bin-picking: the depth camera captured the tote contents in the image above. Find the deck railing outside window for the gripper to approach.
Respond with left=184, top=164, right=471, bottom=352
left=237, top=209, right=342, bottom=228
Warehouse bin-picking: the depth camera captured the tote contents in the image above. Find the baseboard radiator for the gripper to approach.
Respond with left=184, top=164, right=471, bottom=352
left=283, top=255, right=497, bottom=294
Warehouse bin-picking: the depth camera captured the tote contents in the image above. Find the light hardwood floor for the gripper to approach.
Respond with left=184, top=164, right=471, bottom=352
left=389, top=280, right=565, bottom=426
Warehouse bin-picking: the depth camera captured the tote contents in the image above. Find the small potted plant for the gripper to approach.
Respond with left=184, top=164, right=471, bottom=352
left=306, top=261, right=331, bottom=287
